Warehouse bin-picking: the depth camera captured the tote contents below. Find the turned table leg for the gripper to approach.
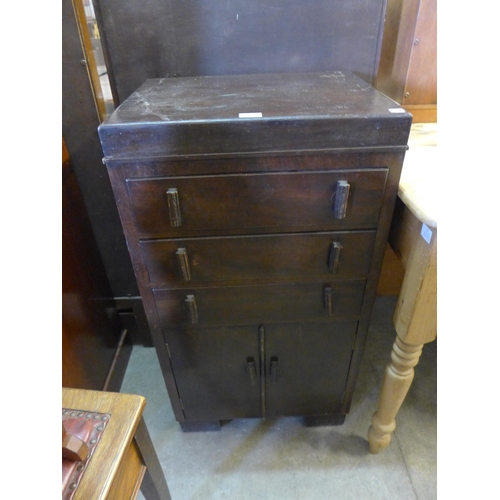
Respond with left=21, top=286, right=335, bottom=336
left=368, top=197, right=437, bottom=454
left=368, top=336, right=423, bottom=454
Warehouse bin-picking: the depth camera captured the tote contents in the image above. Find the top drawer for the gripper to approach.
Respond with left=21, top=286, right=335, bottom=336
left=127, top=169, right=388, bottom=237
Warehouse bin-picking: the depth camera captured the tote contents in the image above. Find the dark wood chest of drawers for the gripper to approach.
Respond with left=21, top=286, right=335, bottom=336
left=99, top=71, right=412, bottom=430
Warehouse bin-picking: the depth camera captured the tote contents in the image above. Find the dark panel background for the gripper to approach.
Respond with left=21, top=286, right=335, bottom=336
left=62, top=0, right=388, bottom=344
left=95, top=0, right=388, bottom=103
left=63, top=0, right=152, bottom=345
left=63, top=142, right=131, bottom=391
left=62, top=0, right=138, bottom=296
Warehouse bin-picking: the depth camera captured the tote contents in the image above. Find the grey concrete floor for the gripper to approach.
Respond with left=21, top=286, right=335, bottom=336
left=121, top=296, right=437, bottom=500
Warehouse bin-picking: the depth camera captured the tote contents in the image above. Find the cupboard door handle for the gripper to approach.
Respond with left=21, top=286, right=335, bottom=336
left=333, top=180, right=350, bottom=219
left=246, top=357, right=257, bottom=386
left=184, top=294, right=198, bottom=324
left=270, top=357, right=279, bottom=384
left=324, top=287, right=334, bottom=317
left=176, top=248, right=191, bottom=281
left=166, top=188, right=182, bottom=227
left=328, top=242, right=343, bottom=274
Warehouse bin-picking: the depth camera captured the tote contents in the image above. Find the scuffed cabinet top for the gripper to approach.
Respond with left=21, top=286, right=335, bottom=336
left=99, top=71, right=412, bottom=160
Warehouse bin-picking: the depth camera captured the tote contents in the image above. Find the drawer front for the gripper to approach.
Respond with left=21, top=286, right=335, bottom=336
left=127, top=169, right=388, bottom=237
left=142, top=231, right=376, bottom=286
left=154, top=280, right=365, bottom=327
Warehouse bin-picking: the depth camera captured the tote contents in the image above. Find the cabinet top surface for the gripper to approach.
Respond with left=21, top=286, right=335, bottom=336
left=99, top=72, right=412, bottom=159
left=103, top=71, right=409, bottom=126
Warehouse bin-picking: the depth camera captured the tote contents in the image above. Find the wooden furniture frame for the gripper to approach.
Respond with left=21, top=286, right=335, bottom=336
left=98, top=71, right=412, bottom=431
left=62, top=388, right=171, bottom=499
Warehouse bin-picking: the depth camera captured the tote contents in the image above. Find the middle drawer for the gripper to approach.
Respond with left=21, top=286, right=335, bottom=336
left=142, top=231, right=376, bottom=287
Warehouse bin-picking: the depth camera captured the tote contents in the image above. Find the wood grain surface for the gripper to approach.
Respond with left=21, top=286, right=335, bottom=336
left=62, top=388, right=145, bottom=500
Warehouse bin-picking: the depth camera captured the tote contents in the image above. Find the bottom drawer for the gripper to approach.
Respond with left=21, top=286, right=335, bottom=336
left=154, top=280, right=366, bottom=327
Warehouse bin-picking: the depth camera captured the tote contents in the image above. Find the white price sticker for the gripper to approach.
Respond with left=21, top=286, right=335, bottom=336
left=238, top=112, right=263, bottom=118
left=421, top=223, right=432, bottom=244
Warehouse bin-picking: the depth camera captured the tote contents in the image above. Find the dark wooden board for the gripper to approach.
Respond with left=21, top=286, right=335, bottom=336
left=63, top=0, right=138, bottom=298
left=62, top=142, right=129, bottom=391
left=99, top=72, right=411, bottom=159
left=94, top=0, right=388, bottom=103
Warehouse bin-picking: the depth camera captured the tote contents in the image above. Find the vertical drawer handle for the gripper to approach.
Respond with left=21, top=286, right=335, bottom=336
left=175, top=248, right=191, bottom=281
left=184, top=294, right=198, bottom=324
left=324, top=287, right=335, bottom=317
left=166, top=188, right=182, bottom=227
left=246, top=357, right=257, bottom=386
left=333, top=180, right=350, bottom=219
left=328, top=242, right=343, bottom=274
left=270, top=357, right=279, bottom=384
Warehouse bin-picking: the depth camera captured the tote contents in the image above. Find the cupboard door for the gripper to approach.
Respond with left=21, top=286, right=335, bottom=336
left=163, top=326, right=261, bottom=421
left=264, top=321, right=357, bottom=417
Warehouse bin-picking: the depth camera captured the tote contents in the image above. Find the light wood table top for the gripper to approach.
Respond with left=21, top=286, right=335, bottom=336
left=399, top=122, right=437, bottom=228
left=62, top=388, right=171, bottom=500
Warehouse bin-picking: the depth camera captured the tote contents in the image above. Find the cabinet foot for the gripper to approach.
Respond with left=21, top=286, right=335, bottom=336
left=179, top=420, right=222, bottom=432
left=304, top=414, right=346, bottom=427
